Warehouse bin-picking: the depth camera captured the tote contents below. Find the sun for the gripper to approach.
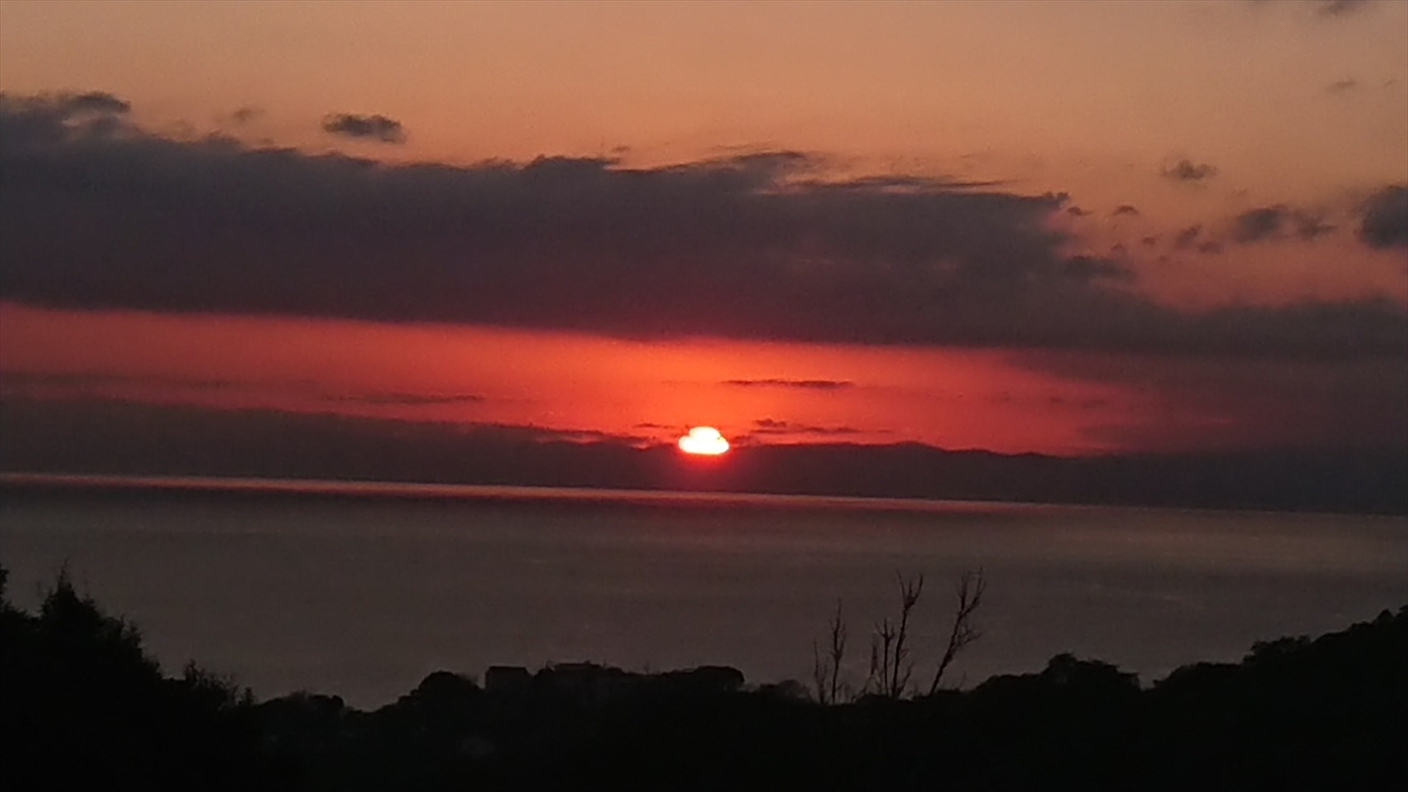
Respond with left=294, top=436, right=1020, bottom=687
left=678, top=426, right=730, bottom=456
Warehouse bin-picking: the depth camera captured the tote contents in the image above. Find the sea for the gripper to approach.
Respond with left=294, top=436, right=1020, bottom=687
left=3, top=474, right=1405, bottom=709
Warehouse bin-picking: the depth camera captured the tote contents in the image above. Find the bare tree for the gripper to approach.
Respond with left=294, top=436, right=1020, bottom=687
left=928, top=568, right=986, bottom=695
left=812, top=568, right=986, bottom=703
left=812, top=599, right=848, bottom=705
left=866, top=572, right=924, bottom=699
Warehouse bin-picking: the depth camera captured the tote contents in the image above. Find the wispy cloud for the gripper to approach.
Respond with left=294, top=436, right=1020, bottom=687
left=0, top=370, right=483, bottom=408
left=748, top=418, right=872, bottom=436
left=1317, top=0, right=1370, bottom=18
left=317, top=391, right=484, bottom=406
left=721, top=379, right=854, bottom=390
left=1325, top=78, right=1359, bottom=95
left=1160, top=159, right=1218, bottom=183
left=228, top=106, right=264, bottom=125
left=1231, top=205, right=1335, bottom=243
left=1172, top=225, right=1202, bottom=249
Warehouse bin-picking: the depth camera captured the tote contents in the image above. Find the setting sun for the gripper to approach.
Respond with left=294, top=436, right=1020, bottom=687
left=678, top=426, right=730, bottom=456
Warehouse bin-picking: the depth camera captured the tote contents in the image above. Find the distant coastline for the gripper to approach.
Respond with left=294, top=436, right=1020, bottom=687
left=5, top=398, right=1403, bottom=515
left=0, top=471, right=1089, bottom=516
left=4, top=468, right=1406, bottom=517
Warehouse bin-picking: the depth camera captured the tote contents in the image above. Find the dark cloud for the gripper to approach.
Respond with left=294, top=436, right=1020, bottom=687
left=228, top=106, right=264, bottom=125
left=1247, top=2, right=1375, bottom=23
left=1167, top=224, right=1225, bottom=254
left=1232, top=206, right=1288, bottom=242
left=1064, top=206, right=1091, bottom=217
left=320, top=113, right=406, bottom=144
left=722, top=379, right=854, bottom=390
left=0, top=369, right=483, bottom=408
left=62, top=91, right=132, bottom=115
left=1358, top=185, right=1408, bottom=249
left=0, top=91, right=132, bottom=140
left=319, top=391, right=484, bottom=406
left=1, top=92, right=1404, bottom=360
left=747, top=418, right=870, bottom=437
left=1325, top=78, right=1359, bottom=95
left=1317, top=0, right=1370, bottom=17
left=1160, top=159, right=1218, bottom=183
left=0, top=370, right=238, bottom=396
left=1229, top=205, right=1333, bottom=243
left=1172, top=226, right=1202, bottom=249
left=1111, top=204, right=1141, bottom=217
left=1024, top=352, right=1408, bottom=456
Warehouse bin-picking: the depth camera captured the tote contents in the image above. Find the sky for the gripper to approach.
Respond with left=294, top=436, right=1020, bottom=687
left=1, top=0, right=1405, bottom=482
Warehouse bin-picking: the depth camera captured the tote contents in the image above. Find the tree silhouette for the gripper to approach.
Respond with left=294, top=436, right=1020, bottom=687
left=814, top=569, right=986, bottom=702
left=930, top=568, right=986, bottom=694
left=866, top=572, right=925, bottom=699
left=812, top=599, right=848, bottom=704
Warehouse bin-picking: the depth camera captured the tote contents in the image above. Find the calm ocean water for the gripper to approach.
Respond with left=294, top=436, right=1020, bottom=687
left=3, top=477, right=1406, bottom=708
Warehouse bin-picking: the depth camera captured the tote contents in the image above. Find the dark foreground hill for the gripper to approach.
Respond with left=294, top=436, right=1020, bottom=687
left=2, top=566, right=1404, bottom=791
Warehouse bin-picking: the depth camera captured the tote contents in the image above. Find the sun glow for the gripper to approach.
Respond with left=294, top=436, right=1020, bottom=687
left=678, top=426, right=730, bottom=456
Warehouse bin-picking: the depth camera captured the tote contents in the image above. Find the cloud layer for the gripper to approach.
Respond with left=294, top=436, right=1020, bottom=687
left=1, top=92, right=1404, bottom=359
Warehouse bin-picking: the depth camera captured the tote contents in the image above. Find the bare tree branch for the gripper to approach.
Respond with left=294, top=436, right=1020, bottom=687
left=816, top=568, right=985, bottom=702
left=929, top=568, right=986, bottom=695
left=828, top=599, right=847, bottom=704
left=866, top=571, right=925, bottom=699
left=813, top=599, right=849, bottom=705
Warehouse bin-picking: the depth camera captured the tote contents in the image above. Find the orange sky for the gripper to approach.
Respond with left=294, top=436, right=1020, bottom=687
left=4, top=1, right=1403, bottom=195
left=0, top=1, right=1404, bottom=460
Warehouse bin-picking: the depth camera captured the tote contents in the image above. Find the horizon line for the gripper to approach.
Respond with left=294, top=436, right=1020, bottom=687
left=0, top=470, right=1117, bottom=516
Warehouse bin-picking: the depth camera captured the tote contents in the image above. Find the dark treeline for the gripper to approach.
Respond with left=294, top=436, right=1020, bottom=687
left=2, top=565, right=1404, bottom=791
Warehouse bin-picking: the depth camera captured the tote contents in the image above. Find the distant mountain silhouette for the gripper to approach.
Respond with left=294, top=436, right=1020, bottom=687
left=3, top=397, right=1406, bottom=513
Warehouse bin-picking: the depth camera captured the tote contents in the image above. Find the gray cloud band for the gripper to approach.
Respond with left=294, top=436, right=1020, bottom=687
left=1, top=92, right=1404, bottom=359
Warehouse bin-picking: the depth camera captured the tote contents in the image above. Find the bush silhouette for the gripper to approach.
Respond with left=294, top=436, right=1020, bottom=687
left=0, top=565, right=269, bottom=790
left=3, top=562, right=1403, bottom=790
